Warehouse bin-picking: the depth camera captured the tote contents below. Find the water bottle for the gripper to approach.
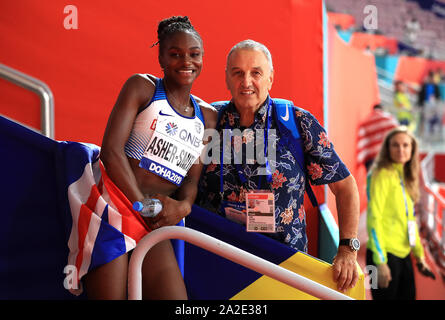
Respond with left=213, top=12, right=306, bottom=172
left=132, top=198, right=162, bottom=218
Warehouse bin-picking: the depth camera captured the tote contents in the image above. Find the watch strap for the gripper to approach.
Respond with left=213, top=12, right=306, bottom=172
left=339, top=238, right=360, bottom=251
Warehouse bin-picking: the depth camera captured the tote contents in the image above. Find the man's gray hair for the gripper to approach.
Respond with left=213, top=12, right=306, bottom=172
left=226, top=39, right=274, bottom=71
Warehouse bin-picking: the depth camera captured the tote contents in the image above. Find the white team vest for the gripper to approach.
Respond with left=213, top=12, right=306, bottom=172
left=124, top=78, right=205, bottom=186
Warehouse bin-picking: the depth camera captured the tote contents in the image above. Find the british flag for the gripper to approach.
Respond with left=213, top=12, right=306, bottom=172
left=63, top=142, right=149, bottom=294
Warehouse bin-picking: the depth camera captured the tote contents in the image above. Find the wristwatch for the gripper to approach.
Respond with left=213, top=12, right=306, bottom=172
left=339, top=238, right=360, bottom=251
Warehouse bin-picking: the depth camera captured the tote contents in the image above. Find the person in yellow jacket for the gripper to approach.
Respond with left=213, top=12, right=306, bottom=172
left=393, top=80, right=415, bottom=132
left=366, top=126, right=433, bottom=300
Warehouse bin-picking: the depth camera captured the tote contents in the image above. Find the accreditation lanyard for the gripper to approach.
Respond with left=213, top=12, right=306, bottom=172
left=398, top=171, right=417, bottom=247
left=219, top=100, right=273, bottom=197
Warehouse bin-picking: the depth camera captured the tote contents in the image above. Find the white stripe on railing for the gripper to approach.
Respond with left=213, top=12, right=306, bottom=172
left=127, top=226, right=353, bottom=300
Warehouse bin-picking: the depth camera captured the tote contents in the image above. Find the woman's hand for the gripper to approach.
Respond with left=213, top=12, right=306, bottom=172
left=416, top=257, right=435, bottom=279
left=144, top=193, right=192, bottom=230
left=377, top=263, right=392, bottom=288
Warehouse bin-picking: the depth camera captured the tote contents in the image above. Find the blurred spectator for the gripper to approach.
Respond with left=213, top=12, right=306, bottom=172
left=435, top=68, right=445, bottom=101
left=405, top=17, right=421, bottom=44
left=418, top=71, right=441, bottom=105
left=393, top=80, right=415, bottom=131
left=417, top=71, right=441, bottom=137
left=433, top=68, right=443, bottom=85
left=357, top=104, right=398, bottom=171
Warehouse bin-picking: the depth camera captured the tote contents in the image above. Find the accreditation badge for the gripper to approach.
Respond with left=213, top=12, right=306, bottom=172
left=246, top=191, right=275, bottom=233
left=408, top=220, right=417, bottom=247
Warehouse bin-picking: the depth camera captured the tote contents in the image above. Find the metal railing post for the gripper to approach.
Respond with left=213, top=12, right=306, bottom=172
left=128, top=226, right=354, bottom=300
left=0, top=63, right=54, bottom=138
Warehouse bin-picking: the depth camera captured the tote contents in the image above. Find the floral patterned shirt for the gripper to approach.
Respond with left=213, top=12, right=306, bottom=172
left=196, top=98, right=350, bottom=252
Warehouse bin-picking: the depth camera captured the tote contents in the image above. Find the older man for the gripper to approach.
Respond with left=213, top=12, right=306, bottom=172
left=197, top=40, right=360, bottom=292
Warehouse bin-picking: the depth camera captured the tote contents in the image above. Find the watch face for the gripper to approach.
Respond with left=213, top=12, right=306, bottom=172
left=351, top=238, right=360, bottom=250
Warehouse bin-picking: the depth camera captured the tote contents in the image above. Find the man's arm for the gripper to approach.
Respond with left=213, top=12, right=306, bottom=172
left=328, top=174, right=360, bottom=292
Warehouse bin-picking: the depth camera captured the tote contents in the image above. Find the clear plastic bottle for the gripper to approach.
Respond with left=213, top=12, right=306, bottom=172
left=132, top=198, right=162, bottom=218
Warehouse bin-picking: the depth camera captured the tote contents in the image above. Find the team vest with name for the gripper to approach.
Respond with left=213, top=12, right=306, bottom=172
left=124, top=77, right=205, bottom=186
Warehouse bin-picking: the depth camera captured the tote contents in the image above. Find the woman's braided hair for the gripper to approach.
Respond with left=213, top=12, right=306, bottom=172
left=155, top=16, right=202, bottom=52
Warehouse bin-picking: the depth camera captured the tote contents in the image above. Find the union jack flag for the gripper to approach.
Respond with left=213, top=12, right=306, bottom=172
left=63, top=142, right=149, bottom=294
